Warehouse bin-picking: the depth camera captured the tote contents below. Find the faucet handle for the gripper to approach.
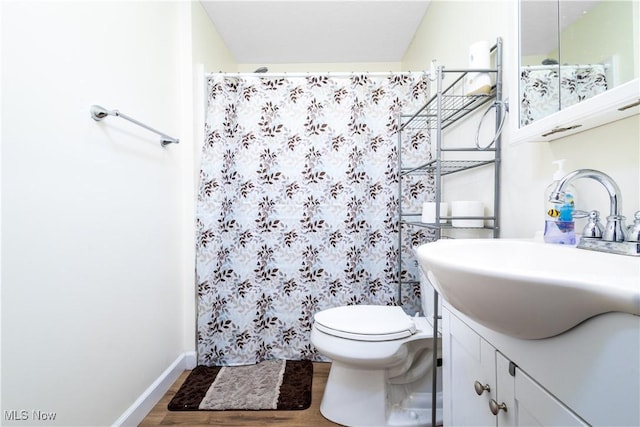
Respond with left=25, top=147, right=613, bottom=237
left=626, top=211, right=640, bottom=242
left=573, top=210, right=590, bottom=219
left=582, top=210, right=604, bottom=239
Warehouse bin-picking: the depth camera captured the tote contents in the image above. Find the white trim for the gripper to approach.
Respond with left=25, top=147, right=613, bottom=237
left=184, top=351, right=197, bottom=369
left=112, top=351, right=197, bottom=427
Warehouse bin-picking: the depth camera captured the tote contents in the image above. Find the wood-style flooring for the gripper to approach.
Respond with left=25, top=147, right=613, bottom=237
left=140, top=362, right=341, bottom=426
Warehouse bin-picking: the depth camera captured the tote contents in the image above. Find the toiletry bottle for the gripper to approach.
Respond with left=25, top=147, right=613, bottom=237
left=544, top=159, right=577, bottom=244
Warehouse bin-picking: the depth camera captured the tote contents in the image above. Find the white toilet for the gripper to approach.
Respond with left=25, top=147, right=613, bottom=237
left=311, top=295, right=443, bottom=426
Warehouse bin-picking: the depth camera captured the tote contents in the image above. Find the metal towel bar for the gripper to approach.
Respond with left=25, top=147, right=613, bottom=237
left=90, top=105, right=179, bottom=147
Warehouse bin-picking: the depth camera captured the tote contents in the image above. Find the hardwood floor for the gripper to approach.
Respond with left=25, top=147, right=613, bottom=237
left=140, top=362, right=342, bottom=426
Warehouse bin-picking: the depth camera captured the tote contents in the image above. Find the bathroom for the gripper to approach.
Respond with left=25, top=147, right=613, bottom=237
left=1, top=1, right=638, bottom=426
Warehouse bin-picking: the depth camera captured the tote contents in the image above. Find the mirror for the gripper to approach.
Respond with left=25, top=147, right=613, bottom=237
left=519, top=0, right=639, bottom=128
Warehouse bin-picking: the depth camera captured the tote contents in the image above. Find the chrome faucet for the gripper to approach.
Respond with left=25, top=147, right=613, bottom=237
left=549, top=169, right=626, bottom=242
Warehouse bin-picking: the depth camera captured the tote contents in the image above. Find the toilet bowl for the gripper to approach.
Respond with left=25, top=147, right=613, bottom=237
left=311, top=305, right=442, bottom=427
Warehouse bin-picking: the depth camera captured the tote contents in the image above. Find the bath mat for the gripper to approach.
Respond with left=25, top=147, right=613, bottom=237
left=168, top=360, right=313, bottom=411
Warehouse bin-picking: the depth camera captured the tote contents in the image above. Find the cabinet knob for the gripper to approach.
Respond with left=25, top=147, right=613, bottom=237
left=489, top=399, right=507, bottom=415
left=474, top=380, right=490, bottom=395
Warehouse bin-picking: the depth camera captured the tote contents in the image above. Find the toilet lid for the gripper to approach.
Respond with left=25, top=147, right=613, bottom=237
left=313, top=305, right=416, bottom=341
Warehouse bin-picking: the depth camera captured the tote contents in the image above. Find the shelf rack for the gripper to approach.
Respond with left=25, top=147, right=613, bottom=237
left=396, top=37, right=503, bottom=427
left=398, top=38, right=503, bottom=242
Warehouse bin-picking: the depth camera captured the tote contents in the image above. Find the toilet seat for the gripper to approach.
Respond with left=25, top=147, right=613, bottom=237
left=314, top=305, right=416, bottom=341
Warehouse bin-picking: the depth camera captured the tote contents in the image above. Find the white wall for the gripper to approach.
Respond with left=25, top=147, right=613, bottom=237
left=0, top=1, right=229, bottom=425
left=403, top=0, right=639, bottom=239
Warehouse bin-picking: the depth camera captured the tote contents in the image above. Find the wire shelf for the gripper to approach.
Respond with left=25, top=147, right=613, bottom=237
left=401, top=159, right=495, bottom=176
left=401, top=86, right=496, bottom=131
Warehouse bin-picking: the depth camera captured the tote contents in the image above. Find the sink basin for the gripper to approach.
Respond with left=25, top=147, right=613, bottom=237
left=416, top=239, right=640, bottom=339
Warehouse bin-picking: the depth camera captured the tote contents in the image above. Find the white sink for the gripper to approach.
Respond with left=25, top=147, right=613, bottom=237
left=415, top=239, right=640, bottom=339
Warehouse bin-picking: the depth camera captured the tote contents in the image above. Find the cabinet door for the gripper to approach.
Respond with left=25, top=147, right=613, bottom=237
left=443, top=308, right=497, bottom=427
left=514, top=370, right=588, bottom=426
left=496, top=352, right=588, bottom=426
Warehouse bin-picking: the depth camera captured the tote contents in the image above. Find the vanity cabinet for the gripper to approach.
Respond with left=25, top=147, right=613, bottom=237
left=443, top=307, right=589, bottom=426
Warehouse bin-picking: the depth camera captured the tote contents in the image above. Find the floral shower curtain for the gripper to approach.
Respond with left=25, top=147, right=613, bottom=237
left=196, top=73, right=431, bottom=366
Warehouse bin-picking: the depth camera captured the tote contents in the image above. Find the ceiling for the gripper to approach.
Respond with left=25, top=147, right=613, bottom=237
left=200, top=1, right=431, bottom=64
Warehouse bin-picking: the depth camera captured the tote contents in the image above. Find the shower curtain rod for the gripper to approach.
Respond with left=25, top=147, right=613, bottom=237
left=90, top=105, right=179, bottom=147
left=206, top=71, right=428, bottom=79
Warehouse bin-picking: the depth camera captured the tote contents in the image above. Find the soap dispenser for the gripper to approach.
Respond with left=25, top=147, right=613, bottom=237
left=545, top=160, right=577, bottom=218
left=544, top=159, right=577, bottom=245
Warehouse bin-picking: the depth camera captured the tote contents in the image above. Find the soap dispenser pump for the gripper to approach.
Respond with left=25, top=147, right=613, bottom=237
left=544, top=159, right=577, bottom=244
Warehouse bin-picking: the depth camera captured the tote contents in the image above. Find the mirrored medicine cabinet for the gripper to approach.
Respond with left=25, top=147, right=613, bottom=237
left=511, top=0, right=640, bottom=144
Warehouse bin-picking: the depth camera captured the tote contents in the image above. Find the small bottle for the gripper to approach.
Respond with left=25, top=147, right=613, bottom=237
left=544, top=160, right=577, bottom=245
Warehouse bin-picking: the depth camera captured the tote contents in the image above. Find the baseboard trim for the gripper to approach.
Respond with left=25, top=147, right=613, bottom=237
left=113, top=351, right=196, bottom=426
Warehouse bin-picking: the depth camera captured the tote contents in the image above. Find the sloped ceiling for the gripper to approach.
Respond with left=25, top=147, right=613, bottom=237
left=200, top=1, right=431, bottom=64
